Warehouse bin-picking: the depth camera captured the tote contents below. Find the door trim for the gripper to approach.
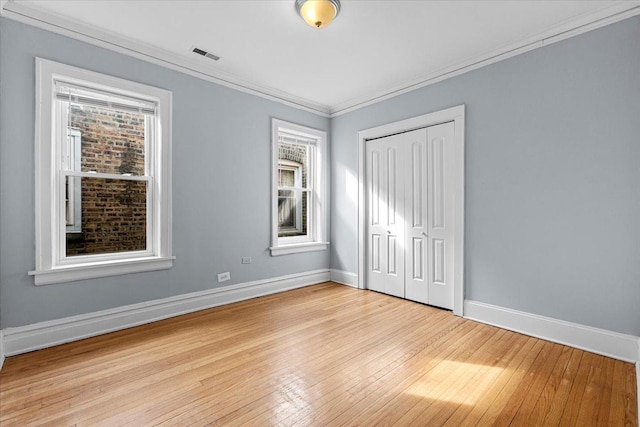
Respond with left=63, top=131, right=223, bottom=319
left=357, top=105, right=466, bottom=316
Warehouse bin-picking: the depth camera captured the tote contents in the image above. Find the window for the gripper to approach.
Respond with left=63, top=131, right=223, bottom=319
left=271, top=119, right=328, bottom=256
left=30, top=58, right=173, bottom=285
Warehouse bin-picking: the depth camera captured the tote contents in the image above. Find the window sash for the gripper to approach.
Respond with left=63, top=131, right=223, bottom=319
left=58, top=99, right=152, bottom=177
left=55, top=81, right=157, bottom=115
left=277, top=142, right=315, bottom=243
left=277, top=131, right=317, bottom=146
left=55, top=88, right=156, bottom=265
left=62, top=170, right=152, bottom=181
left=56, top=172, right=154, bottom=265
left=277, top=188, right=311, bottom=236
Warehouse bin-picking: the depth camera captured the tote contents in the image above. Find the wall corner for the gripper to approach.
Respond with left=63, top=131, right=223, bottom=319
left=0, top=330, right=5, bottom=371
left=636, top=337, right=639, bottom=427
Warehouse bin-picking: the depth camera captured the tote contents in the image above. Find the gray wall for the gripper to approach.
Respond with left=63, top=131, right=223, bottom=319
left=0, top=18, right=330, bottom=328
left=1, top=15, right=639, bottom=338
left=331, top=17, right=640, bottom=336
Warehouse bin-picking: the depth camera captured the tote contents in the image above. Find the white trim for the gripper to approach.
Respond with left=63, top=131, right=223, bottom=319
left=270, top=242, right=329, bottom=257
left=464, top=300, right=640, bottom=363
left=1, top=2, right=331, bottom=117
left=330, top=269, right=358, bottom=288
left=0, top=330, right=4, bottom=371
left=357, top=105, right=465, bottom=315
left=28, top=256, right=176, bottom=285
left=2, top=2, right=638, bottom=117
left=0, top=0, right=8, bottom=17
left=637, top=347, right=640, bottom=427
left=2, top=269, right=331, bottom=356
left=31, top=58, right=173, bottom=285
left=271, top=119, right=328, bottom=256
left=637, top=348, right=640, bottom=427
left=329, top=3, right=640, bottom=116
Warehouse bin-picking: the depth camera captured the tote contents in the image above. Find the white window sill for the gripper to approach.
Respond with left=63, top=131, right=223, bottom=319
left=270, top=241, right=330, bottom=256
left=28, top=256, right=176, bottom=285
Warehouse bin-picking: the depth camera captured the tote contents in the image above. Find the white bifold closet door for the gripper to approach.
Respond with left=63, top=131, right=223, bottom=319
left=366, top=122, right=455, bottom=310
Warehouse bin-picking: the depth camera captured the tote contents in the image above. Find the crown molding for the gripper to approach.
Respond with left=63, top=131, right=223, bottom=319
left=0, top=0, right=9, bottom=16
left=1, top=2, right=332, bottom=117
left=329, top=1, right=640, bottom=116
left=2, top=1, right=639, bottom=118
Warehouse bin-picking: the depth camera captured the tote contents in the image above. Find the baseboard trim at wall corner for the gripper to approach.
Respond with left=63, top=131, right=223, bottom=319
left=329, top=269, right=359, bottom=288
left=0, top=330, right=5, bottom=371
left=637, top=338, right=640, bottom=427
left=463, top=300, right=640, bottom=363
left=2, top=269, right=331, bottom=357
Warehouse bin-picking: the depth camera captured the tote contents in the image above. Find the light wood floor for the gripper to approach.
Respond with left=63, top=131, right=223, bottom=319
left=0, top=282, right=637, bottom=426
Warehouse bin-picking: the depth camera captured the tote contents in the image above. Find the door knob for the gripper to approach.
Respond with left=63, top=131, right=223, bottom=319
left=422, top=232, right=428, bottom=237
left=387, top=230, right=391, bottom=234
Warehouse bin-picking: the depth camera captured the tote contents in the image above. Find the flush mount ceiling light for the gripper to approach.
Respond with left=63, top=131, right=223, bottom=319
left=295, top=0, right=341, bottom=29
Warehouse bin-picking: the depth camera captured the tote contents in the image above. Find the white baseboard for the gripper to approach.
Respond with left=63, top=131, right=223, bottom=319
left=330, top=269, right=358, bottom=288
left=0, top=330, right=5, bottom=371
left=464, top=300, right=639, bottom=363
left=637, top=340, right=640, bottom=426
left=1, top=269, right=330, bottom=357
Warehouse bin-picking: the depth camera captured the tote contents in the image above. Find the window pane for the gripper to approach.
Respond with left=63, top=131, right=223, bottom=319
left=66, top=177, right=147, bottom=257
left=66, top=103, right=146, bottom=176
left=278, top=169, right=295, bottom=187
left=64, top=175, right=82, bottom=232
left=278, top=190, right=308, bottom=237
left=278, top=142, right=308, bottom=189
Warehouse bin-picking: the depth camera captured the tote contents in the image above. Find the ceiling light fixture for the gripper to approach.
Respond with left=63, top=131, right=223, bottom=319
left=295, top=0, right=340, bottom=29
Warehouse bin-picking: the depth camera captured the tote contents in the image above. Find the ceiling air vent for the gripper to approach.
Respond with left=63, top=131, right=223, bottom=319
left=192, top=47, right=220, bottom=61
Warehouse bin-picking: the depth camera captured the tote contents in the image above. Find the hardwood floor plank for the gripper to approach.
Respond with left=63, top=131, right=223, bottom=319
left=85, top=294, right=426, bottom=426
left=575, top=352, right=607, bottom=425
left=538, top=348, right=583, bottom=425
left=390, top=329, right=514, bottom=426
left=0, top=282, right=636, bottom=426
left=438, top=330, right=532, bottom=426
left=558, top=350, right=597, bottom=424
left=57, top=287, right=394, bottom=425
left=282, top=320, right=479, bottom=427
left=450, top=336, right=539, bottom=426
left=595, top=356, right=615, bottom=425
left=510, top=344, right=573, bottom=424
left=200, top=300, right=464, bottom=426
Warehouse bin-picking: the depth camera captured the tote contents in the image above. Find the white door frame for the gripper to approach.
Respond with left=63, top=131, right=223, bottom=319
left=357, top=105, right=465, bottom=316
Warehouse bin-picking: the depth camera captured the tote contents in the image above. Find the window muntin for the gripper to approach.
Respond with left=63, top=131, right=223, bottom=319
left=31, top=59, right=173, bottom=285
left=271, top=120, right=328, bottom=255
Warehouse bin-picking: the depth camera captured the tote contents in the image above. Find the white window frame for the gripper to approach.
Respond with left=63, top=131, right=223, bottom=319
left=65, top=128, right=82, bottom=233
left=277, top=159, right=304, bottom=235
left=271, top=119, right=329, bottom=256
left=29, top=58, right=174, bottom=285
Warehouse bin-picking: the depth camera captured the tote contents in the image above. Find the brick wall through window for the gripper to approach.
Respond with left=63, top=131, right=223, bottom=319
left=65, top=105, right=147, bottom=256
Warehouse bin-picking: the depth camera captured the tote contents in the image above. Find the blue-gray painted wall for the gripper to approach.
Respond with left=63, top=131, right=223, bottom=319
left=331, top=17, right=640, bottom=336
left=0, top=18, right=330, bottom=328
left=1, top=16, right=639, bottom=337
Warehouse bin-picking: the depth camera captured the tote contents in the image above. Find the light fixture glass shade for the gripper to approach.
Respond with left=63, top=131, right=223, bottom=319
left=296, top=0, right=340, bottom=29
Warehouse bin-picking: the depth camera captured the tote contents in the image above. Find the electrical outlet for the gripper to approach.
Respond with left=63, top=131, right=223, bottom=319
left=241, top=257, right=252, bottom=264
left=217, top=272, right=230, bottom=282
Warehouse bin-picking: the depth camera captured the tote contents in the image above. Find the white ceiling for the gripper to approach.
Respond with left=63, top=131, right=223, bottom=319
left=4, top=1, right=640, bottom=115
